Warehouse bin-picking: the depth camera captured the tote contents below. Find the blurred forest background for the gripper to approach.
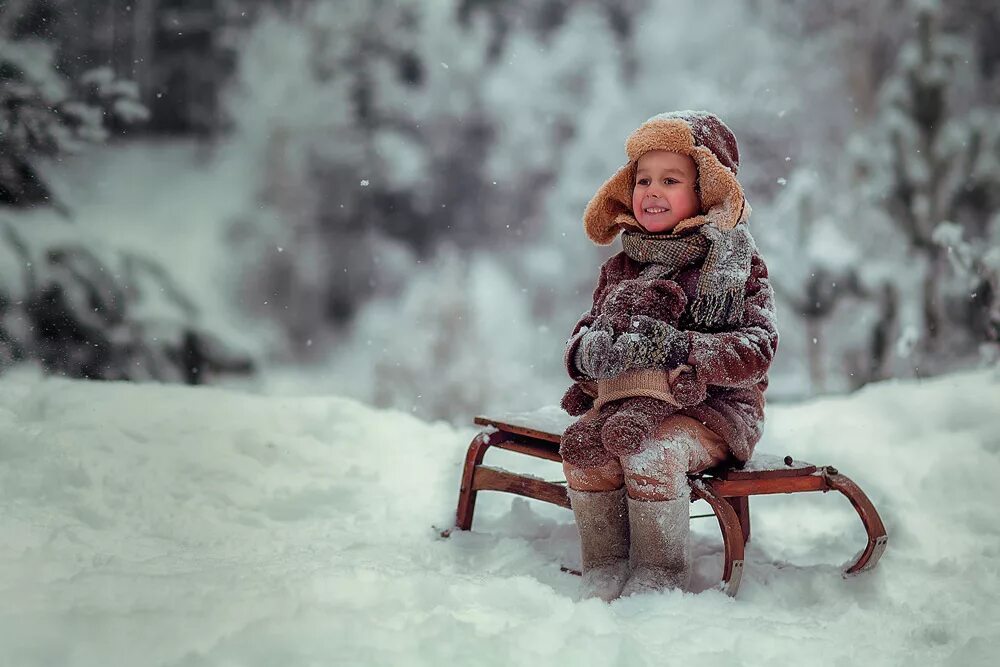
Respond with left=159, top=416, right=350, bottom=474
left=1, top=0, right=998, bottom=423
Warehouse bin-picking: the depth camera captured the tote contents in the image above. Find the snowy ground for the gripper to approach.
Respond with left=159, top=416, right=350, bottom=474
left=1, top=369, right=998, bottom=666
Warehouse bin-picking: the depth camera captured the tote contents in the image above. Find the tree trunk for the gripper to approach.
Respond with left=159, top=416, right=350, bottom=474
left=921, top=247, right=948, bottom=350
left=131, top=0, right=159, bottom=94
left=869, top=283, right=899, bottom=382
left=806, top=317, right=824, bottom=394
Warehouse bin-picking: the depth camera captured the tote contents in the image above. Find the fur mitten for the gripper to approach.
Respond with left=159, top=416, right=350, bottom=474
left=669, top=366, right=707, bottom=406
left=600, top=397, right=679, bottom=457
left=561, top=383, right=594, bottom=417
left=625, top=314, right=691, bottom=369
left=560, top=411, right=615, bottom=468
left=575, top=327, right=625, bottom=380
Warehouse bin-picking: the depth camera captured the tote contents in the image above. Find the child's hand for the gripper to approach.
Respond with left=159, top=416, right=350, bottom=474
left=575, top=329, right=625, bottom=379
left=624, top=315, right=691, bottom=369
left=611, top=332, right=657, bottom=370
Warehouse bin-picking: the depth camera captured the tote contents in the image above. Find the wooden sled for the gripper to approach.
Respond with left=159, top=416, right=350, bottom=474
left=451, top=410, right=887, bottom=597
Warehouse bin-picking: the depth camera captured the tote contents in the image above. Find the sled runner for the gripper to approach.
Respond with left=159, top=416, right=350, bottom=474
left=451, top=410, right=887, bottom=597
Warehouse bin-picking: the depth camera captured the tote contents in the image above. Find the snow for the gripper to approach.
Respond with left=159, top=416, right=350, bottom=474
left=737, top=452, right=810, bottom=473
left=620, top=435, right=698, bottom=500
left=2, top=368, right=999, bottom=665
left=489, top=404, right=577, bottom=434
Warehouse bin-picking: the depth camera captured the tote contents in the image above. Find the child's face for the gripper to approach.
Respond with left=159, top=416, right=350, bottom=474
left=631, top=150, right=700, bottom=234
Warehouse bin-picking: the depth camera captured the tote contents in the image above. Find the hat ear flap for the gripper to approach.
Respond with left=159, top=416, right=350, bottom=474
left=689, top=145, right=749, bottom=231
left=583, top=162, right=642, bottom=245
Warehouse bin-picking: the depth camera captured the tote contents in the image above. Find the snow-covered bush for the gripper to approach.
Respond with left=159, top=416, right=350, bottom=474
left=0, top=220, right=254, bottom=383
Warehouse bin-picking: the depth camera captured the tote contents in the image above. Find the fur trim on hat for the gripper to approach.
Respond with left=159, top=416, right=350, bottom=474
left=583, top=112, right=751, bottom=245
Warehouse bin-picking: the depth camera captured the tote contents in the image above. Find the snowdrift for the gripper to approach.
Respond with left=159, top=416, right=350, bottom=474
left=1, top=369, right=998, bottom=666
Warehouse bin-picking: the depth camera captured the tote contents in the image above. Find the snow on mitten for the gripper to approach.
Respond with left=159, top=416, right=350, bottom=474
left=575, top=328, right=626, bottom=380
left=627, top=315, right=690, bottom=369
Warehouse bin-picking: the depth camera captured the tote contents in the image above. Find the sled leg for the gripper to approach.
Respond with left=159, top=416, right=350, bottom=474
left=455, top=433, right=492, bottom=531
left=691, top=480, right=746, bottom=597
left=824, top=470, right=888, bottom=575
left=726, top=495, right=751, bottom=545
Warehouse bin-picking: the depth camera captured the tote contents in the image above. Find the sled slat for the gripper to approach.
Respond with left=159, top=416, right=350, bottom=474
left=471, top=429, right=563, bottom=462
left=707, top=474, right=828, bottom=497
left=473, top=465, right=570, bottom=509
left=474, top=416, right=562, bottom=443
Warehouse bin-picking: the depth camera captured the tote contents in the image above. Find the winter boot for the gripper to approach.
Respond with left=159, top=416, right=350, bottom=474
left=567, top=487, right=631, bottom=602
left=621, top=495, right=691, bottom=596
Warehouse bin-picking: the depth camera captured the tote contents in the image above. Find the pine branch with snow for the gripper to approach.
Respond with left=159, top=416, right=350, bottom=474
left=934, top=219, right=1000, bottom=349
left=0, top=37, right=149, bottom=209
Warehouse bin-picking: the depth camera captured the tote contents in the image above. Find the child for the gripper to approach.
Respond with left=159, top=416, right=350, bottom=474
left=559, top=111, right=778, bottom=601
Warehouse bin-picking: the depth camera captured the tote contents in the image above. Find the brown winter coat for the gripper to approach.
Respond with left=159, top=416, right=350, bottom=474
left=564, top=246, right=778, bottom=464
left=561, top=111, right=777, bottom=464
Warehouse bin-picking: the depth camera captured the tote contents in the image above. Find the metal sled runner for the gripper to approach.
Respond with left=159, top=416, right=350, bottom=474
left=452, top=412, right=887, bottom=597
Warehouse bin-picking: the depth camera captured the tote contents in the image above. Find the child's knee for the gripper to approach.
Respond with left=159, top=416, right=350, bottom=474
left=563, top=459, right=625, bottom=491
left=621, top=440, right=689, bottom=500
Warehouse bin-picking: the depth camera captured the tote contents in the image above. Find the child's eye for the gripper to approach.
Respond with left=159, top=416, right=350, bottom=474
left=665, top=178, right=679, bottom=185
left=637, top=178, right=650, bottom=186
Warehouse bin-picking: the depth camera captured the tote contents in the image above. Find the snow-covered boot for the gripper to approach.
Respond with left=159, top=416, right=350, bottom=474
left=568, top=487, right=631, bottom=602
left=621, top=495, right=691, bottom=596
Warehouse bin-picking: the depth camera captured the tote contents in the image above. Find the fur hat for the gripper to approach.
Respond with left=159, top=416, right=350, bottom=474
left=583, top=111, right=751, bottom=245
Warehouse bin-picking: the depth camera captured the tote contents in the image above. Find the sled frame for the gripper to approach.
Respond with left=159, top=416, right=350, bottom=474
left=452, top=415, right=887, bottom=597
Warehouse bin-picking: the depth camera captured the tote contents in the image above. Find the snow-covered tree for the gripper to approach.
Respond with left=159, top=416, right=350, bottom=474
left=934, top=216, right=1000, bottom=357
left=756, top=173, right=862, bottom=392
left=859, top=1, right=998, bottom=371
left=223, top=1, right=628, bottom=356
left=3, top=0, right=262, bottom=136
left=0, top=8, right=253, bottom=384
left=932, top=109, right=1000, bottom=353
left=0, top=35, right=147, bottom=207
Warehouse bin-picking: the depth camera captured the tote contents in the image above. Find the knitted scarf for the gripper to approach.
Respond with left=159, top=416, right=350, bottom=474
left=620, top=224, right=754, bottom=330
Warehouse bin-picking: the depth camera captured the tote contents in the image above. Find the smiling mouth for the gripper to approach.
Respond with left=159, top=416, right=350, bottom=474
left=644, top=207, right=669, bottom=214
